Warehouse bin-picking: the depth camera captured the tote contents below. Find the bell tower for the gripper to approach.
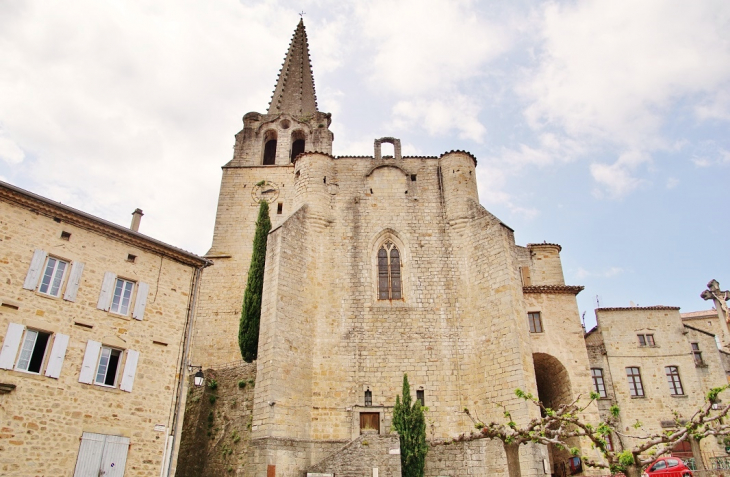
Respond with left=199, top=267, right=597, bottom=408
left=229, top=19, right=333, bottom=167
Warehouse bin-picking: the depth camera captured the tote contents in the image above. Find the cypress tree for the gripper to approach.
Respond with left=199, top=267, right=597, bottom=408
left=392, top=374, right=428, bottom=477
left=238, top=200, right=272, bottom=362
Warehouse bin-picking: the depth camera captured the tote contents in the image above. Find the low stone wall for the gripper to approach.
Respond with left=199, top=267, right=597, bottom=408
left=306, top=433, right=401, bottom=477
left=177, top=363, right=257, bottom=477
left=425, top=439, right=509, bottom=477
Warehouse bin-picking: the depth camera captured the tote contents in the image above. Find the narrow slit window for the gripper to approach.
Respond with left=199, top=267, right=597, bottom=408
left=591, top=368, right=607, bottom=398
left=416, top=389, right=424, bottom=406
left=364, top=389, right=372, bottom=406
left=377, top=242, right=402, bottom=300
left=277, top=203, right=283, bottom=215
left=60, top=231, right=71, bottom=240
left=692, top=343, right=704, bottom=366
left=528, top=312, right=543, bottom=333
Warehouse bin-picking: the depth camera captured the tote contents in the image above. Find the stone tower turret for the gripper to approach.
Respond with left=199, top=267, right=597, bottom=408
left=229, top=19, right=333, bottom=167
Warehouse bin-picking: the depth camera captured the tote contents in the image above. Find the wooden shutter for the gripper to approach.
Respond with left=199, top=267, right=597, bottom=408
left=119, top=349, right=139, bottom=392
left=63, top=261, right=85, bottom=302
left=0, top=322, right=25, bottom=369
left=23, top=249, right=47, bottom=290
left=45, top=333, right=69, bottom=379
left=520, top=266, right=532, bottom=286
left=131, top=282, right=149, bottom=320
left=99, top=434, right=130, bottom=477
left=79, top=340, right=101, bottom=384
left=73, top=432, right=106, bottom=477
left=96, top=272, right=116, bottom=311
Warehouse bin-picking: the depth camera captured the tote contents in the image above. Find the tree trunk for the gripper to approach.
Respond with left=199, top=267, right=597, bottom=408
left=624, top=465, right=643, bottom=477
left=690, top=437, right=707, bottom=470
left=504, top=443, right=521, bottom=477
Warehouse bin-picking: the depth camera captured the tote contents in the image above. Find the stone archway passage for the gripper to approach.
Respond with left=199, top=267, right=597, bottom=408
left=533, top=353, right=574, bottom=477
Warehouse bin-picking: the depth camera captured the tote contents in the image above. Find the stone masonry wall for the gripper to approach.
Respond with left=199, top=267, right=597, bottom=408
left=306, top=433, right=401, bottom=477
left=0, top=198, right=198, bottom=476
left=177, top=363, right=257, bottom=477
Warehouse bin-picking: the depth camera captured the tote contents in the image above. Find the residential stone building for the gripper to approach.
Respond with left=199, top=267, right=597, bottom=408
left=585, top=306, right=728, bottom=466
left=188, top=20, right=603, bottom=477
left=0, top=180, right=209, bottom=476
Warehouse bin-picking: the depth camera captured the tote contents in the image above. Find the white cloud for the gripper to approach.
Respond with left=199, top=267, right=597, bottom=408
left=391, top=95, right=486, bottom=142
left=475, top=165, right=539, bottom=219
left=590, top=150, right=650, bottom=199
left=666, top=177, right=679, bottom=189
left=524, top=0, right=730, bottom=147
left=356, top=0, right=510, bottom=96
left=0, top=130, right=24, bottom=165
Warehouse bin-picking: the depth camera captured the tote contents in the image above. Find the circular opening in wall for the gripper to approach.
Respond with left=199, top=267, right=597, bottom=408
left=280, top=119, right=291, bottom=129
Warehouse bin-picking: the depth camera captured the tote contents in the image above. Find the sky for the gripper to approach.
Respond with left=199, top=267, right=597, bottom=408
left=0, top=0, right=728, bottom=328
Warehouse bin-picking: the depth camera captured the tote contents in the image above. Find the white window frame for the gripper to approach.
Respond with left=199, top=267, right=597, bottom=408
left=15, top=328, right=51, bottom=374
left=37, top=256, right=69, bottom=297
left=109, top=278, right=135, bottom=316
left=94, top=346, right=123, bottom=387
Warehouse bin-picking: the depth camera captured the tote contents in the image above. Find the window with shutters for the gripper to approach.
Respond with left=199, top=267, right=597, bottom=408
left=0, top=322, right=69, bottom=378
left=110, top=278, right=135, bottom=315
left=38, top=257, right=68, bottom=297
left=79, top=340, right=139, bottom=392
left=377, top=241, right=402, bottom=300
left=23, top=249, right=85, bottom=302
left=97, top=272, right=149, bottom=320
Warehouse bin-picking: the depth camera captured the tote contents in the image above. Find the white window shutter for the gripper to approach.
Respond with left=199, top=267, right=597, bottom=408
left=96, top=272, right=116, bottom=311
left=44, top=333, right=69, bottom=379
left=0, top=323, right=25, bottom=370
left=119, top=349, right=139, bottom=392
left=132, top=282, right=149, bottom=320
left=23, top=249, right=47, bottom=290
left=79, top=340, right=101, bottom=384
left=63, top=261, right=85, bottom=302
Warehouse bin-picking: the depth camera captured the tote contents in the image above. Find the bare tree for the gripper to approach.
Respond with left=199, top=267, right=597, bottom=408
left=447, top=386, right=730, bottom=477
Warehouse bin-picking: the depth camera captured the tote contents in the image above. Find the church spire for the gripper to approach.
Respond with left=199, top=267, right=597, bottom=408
left=268, top=19, right=318, bottom=116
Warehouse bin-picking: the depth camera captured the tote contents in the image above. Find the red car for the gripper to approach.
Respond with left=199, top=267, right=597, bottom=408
left=642, top=456, right=693, bottom=476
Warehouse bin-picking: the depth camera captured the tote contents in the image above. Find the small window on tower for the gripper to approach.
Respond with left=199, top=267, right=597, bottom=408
left=416, top=389, right=424, bottom=406
left=263, top=130, right=278, bottom=165
left=277, top=203, right=283, bottom=215
left=410, top=174, right=417, bottom=182
left=364, top=389, right=372, bottom=407
left=60, top=231, right=71, bottom=241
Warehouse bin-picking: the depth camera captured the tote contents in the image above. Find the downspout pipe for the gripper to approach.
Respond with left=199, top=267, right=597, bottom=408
left=165, top=262, right=207, bottom=476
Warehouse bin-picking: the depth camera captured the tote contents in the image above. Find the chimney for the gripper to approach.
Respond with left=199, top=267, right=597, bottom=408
left=130, top=208, right=144, bottom=232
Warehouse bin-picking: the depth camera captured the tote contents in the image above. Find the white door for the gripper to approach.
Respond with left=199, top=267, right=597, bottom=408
left=73, top=432, right=130, bottom=477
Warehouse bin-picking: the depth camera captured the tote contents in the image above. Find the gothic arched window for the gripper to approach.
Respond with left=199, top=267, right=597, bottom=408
left=378, top=241, right=401, bottom=300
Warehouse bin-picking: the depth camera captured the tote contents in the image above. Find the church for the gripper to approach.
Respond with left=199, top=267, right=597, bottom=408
left=187, top=19, right=603, bottom=476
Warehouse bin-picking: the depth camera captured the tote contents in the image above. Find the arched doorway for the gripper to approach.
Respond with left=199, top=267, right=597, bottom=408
left=533, top=353, right=578, bottom=477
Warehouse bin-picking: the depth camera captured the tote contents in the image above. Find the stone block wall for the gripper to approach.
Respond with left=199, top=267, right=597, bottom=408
left=0, top=194, right=203, bottom=476
left=177, top=363, right=257, bottom=477
left=306, top=433, right=401, bottom=477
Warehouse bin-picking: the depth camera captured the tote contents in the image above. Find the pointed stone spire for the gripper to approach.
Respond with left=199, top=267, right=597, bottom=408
left=268, top=19, right=319, bottom=116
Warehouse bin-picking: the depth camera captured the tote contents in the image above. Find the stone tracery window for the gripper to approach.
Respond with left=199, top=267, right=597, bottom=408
left=378, top=241, right=401, bottom=300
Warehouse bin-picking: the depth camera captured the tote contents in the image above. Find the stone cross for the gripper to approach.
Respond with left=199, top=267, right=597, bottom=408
left=702, top=279, right=730, bottom=345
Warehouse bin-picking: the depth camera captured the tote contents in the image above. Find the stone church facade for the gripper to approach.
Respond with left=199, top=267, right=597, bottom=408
left=189, top=20, right=603, bottom=476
